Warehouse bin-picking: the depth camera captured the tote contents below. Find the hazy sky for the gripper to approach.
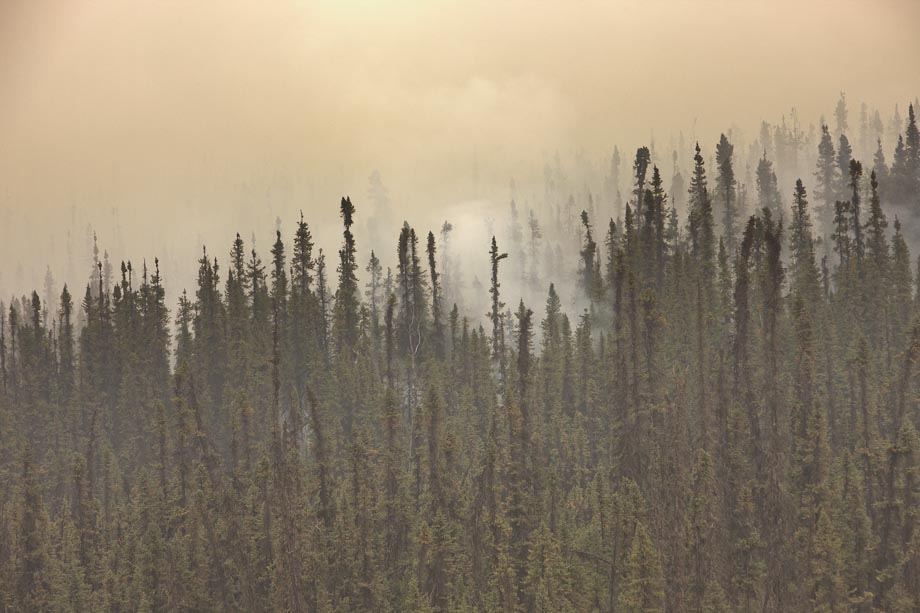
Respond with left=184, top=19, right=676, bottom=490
left=1, top=0, right=918, bottom=299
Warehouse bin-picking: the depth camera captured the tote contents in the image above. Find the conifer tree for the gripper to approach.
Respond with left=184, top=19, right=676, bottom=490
left=891, top=134, right=909, bottom=204
left=270, top=231, right=288, bottom=311
left=864, top=170, right=888, bottom=270
left=579, top=211, right=603, bottom=301
left=15, top=453, right=58, bottom=611
left=848, top=159, right=864, bottom=265
left=837, top=134, right=853, bottom=200
left=873, top=138, right=890, bottom=195
left=230, top=232, right=247, bottom=290
left=649, top=166, right=668, bottom=284
left=617, top=521, right=664, bottom=612
left=789, top=180, right=820, bottom=302
left=315, top=249, right=331, bottom=356
left=835, top=92, right=849, bottom=137
left=334, top=196, right=360, bottom=349
left=292, top=212, right=315, bottom=298
left=58, top=285, right=75, bottom=402
left=688, top=143, right=715, bottom=279
left=686, top=449, right=718, bottom=612
left=815, top=124, right=838, bottom=233
left=890, top=218, right=913, bottom=342
left=633, top=147, right=651, bottom=222
left=427, top=231, right=444, bottom=357
left=715, top=134, right=738, bottom=253
left=247, top=247, right=269, bottom=324
left=756, top=153, right=783, bottom=220
left=365, top=251, right=383, bottom=341
left=831, top=200, right=852, bottom=269
left=488, top=236, right=509, bottom=383
left=896, top=103, right=920, bottom=204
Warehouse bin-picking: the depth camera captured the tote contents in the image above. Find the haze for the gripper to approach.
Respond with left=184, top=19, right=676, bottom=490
left=1, top=0, right=918, bottom=304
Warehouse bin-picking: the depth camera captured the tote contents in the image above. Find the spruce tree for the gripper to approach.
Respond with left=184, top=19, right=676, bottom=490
left=15, top=453, right=58, bottom=611
left=427, top=231, right=444, bottom=358
left=715, top=134, right=738, bottom=253
left=334, top=197, right=360, bottom=350
left=904, top=103, right=920, bottom=203
left=488, top=236, right=509, bottom=383
left=688, top=142, right=715, bottom=278
left=617, top=521, right=664, bottom=612
left=789, top=179, right=820, bottom=302
left=848, top=159, right=865, bottom=265
left=633, top=147, right=651, bottom=222
left=756, top=153, right=783, bottom=220
left=837, top=134, right=854, bottom=201
left=365, top=251, right=383, bottom=342
left=815, top=124, right=838, bottom=233
left=58, top=285, right=75, bottom=402
left=873, top=138, right=890, bottom=197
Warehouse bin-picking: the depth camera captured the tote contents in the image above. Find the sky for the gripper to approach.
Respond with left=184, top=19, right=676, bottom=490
left=0, top=0, right=918, bottom=302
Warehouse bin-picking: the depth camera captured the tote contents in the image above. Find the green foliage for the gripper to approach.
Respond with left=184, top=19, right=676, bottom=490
left=1, top=151, right=919, bottom=612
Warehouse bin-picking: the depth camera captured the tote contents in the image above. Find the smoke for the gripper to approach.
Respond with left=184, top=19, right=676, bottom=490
left=0, top=0, right=918, bottom=316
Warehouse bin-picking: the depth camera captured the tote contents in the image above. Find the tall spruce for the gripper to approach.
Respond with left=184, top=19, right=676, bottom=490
left=715, top=134, right=738, bottom=253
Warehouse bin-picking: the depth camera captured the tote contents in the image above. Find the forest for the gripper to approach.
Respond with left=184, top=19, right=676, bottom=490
left=0, top=101, right=920, bottom=613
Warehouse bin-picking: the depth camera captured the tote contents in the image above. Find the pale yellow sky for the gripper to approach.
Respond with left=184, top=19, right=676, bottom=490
left=0, top=0, right=918, bottom=299
left=2, top=0, right=918, bottom=198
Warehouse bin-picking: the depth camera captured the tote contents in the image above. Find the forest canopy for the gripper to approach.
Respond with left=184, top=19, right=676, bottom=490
left=1, top=100, right=920, bottom=612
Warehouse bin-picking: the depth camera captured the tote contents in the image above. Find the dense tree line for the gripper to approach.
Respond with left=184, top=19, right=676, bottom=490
left=0, top=105, right=920, bottom=612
